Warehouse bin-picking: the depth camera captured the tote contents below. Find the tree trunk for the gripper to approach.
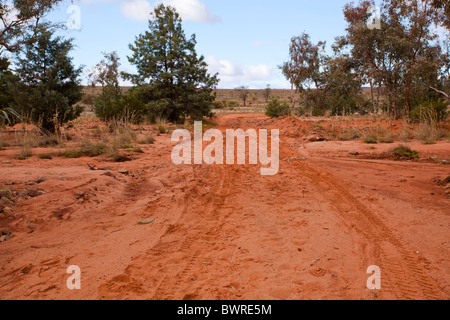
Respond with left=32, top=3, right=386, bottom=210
left=405, top=74, right=412, bottom=117
left=290, top=81, right=295, bottom=115
left=370, top=79, right=374, bottom=112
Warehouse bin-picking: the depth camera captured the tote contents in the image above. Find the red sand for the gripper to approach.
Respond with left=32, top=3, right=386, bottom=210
left=0, top=113, right=449, bottom=300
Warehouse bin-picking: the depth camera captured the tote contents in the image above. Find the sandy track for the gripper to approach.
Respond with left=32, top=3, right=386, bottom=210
left=0, top=113, right=448, bottom=299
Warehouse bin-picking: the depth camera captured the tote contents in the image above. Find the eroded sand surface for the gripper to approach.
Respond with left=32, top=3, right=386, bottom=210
left=0, top=113, right=449, bottom=300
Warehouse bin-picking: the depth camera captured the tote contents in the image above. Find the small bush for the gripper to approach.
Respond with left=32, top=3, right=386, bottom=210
left=265, top=98, right=290, bottom=118
left=107, top=150, right=131, bottom=162
left=364, top=138, right=378, bottom=144
left=379, top=128, right=395, bottom=143
left=120, top=144, right=134, bottom=149
left=338, top=127, right=361, bottom=141
left=17, top=147, right=32, bottom=160
left=155, top=117, right=167, bottom=134
left=157, top=124, right=167, bottom=134
left=39, top=153, right=53, bottom=160
left=108, top=118, right=136, bottom=140
left=398, top=121, right=414, bottom=142
left=362, top=127, right=380, bottom=144
left=63, top=149, right=82, bottom=158
left=38, top=133, right=60, bottom=147
left=137, top=134, right=155, bottom=145
left=392, top=145, right=419, bottom=159
left=363, top=131, right=378, bottom=143
left=228, top=101, right=239, bottom=108
left=414, top=122, right=446, bottom=144
left=15, top=131, right=38, bottom=148
left=80, top=139, right=107, bottom=157
left=212, top=101, right=225, bottom=109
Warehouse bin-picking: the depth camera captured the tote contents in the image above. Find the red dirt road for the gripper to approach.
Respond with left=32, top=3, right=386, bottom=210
left=0, top=113, right=449, bottom=300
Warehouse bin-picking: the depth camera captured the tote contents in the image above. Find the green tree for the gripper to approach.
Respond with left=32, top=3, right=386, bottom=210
left=0, top=57, right=20, bottom=125
left=11, top=27, right=83, bottom=131
left=0, top=0, right=64, bottom=52
left=89, top=51, right=123, bottom=121
left=321, top=41, right=367, bottom=115
left=123, top=4, right=218, bottom=123
left=265, top=97, right=290, bottom=118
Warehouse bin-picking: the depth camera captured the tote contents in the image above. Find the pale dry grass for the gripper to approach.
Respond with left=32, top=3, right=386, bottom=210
left=414, top=109, right=448, bottom=144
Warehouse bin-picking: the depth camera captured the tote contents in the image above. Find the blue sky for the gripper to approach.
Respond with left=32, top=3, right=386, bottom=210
left=48, top=0, right=354, bottom=89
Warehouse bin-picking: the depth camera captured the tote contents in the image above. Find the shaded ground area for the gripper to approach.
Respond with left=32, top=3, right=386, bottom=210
left=0, top=113, right=449, bottom=300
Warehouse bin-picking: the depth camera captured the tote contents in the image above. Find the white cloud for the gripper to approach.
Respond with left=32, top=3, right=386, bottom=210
left=244, top=64, right=276, bottom=81
left=206, top=56, right=286, bottom=89
left=120, top=0, right=153, bottom=22
left=165, top=0, right=220, bottom=23
left=206, top=56, right=243, bottom=77
left=119, top=0, right=219, bottom=23
left=253, top=41, right=264, bottom=48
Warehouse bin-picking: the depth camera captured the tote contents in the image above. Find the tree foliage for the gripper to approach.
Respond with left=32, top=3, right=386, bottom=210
left=0, top=0, right=64, bottom=52
left=281, top=32, right=325, bottom=113
left=282, top=0, right=449, bottom=119
left=123, top=4, right=218, bottom=123
left=0, top=56, right=18, bottom=125
left=342, top=0, right=448, bottom=118
left=265, top=97, right=290, bottom=118
left=281, top=32, right=365, bottom=116
left=10, top=27, right=83, bottom=131
left=89, top=51, right=123, bottom=121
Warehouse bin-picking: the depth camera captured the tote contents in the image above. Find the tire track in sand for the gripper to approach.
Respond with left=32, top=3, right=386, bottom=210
left=98, top=113, right=446, bottom=300
left=288, top=152, right=446, bottom=300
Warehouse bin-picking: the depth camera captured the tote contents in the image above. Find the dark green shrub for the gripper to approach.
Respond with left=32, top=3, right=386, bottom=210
left=364, top=138, right=378, bottom=144
left=63, top=149, right=82, bottom=158
left=157, top=124, right=167, bottom=134
left=11, top=29, right=83, bottom=132
left=212, top=101, right=224, bottom=109
left=392, top=145, right=419, bottom=159
left=39, top=153, right=53, bottom=159
left=265, top=98, right=290, bottom=118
